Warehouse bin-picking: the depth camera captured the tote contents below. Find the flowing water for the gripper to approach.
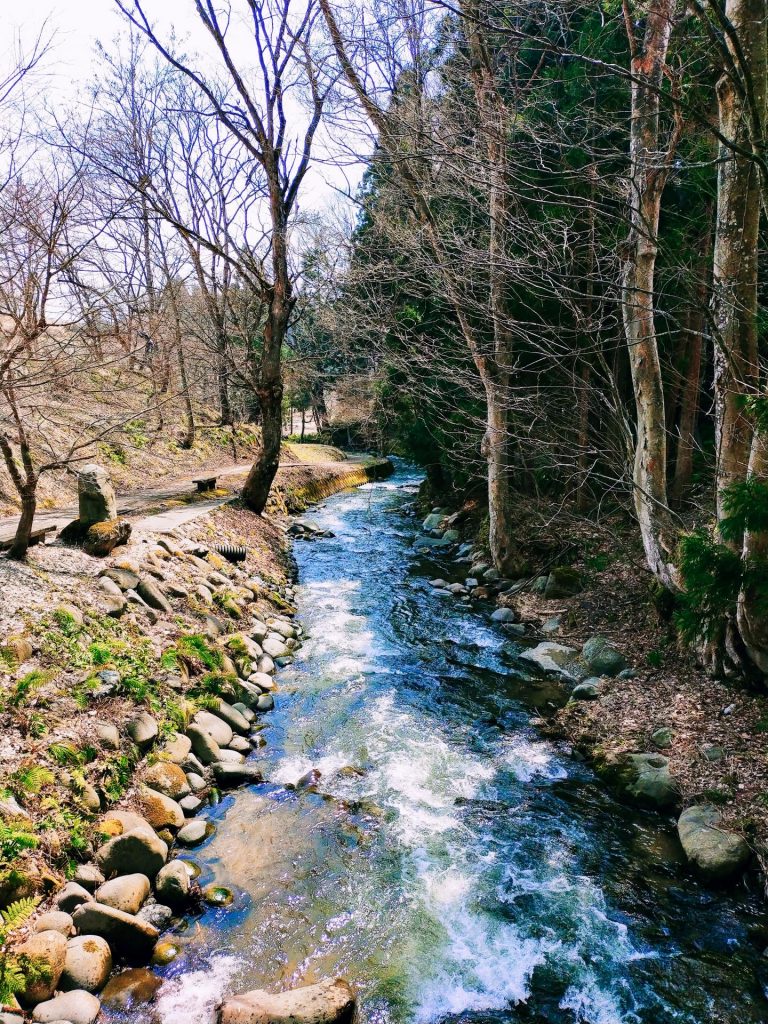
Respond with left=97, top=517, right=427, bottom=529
left=136, top=466, right=768, bottom=1024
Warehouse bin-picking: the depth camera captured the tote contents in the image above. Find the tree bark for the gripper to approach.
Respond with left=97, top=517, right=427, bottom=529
left=8, top=486, right=36, bottom=561
left=621, top=0, right=680, bottom=587
left=712, top=0, right=764, bottom=536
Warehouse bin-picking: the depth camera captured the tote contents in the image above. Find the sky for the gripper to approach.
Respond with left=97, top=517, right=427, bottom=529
left=8, top=0, right=367, bottom=213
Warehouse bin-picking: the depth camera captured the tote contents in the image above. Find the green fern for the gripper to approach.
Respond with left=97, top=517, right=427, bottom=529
left=0, top=895, right=41, bottom=1006
left=1, top=896, right=40, bottom=931
left=8, top=670, right=52, bottom=708
left=9, top=765, right=55, bottom=798
left=47, top=742, right=82, bottom=767
left=0, top=823, right=38, bottom=864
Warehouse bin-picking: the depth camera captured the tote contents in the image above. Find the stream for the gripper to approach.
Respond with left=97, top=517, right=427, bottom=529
left=139, top=465, right=768, bottom=1024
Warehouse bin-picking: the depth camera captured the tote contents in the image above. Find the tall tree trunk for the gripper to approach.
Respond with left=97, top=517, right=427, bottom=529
left=241, top=177, right=290, bottom=514
left=8, top=486, right=36, bottom=562
left=711, top=0, right=764, bottom=536
left=621, top=0, right=680, bottom=588
left=726, top=0, right=768, bottom=671
left=671, top=232, right=710, bottom=506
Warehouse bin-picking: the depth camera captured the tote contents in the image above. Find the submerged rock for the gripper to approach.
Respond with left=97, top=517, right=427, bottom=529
left=677, top=805, right=751, bottom=882
left=218, top=977, right=356, bottom=1024
left=101, top=967, right=162, bottom=1011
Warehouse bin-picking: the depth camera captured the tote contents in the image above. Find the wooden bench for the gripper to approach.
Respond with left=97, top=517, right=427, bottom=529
left=193, top=476, right=218, bottom=492
left=0, top=525, right=56, bottom=551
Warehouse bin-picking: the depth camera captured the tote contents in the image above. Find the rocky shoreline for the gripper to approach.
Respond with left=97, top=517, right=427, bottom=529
left=0, top=456, right=391, bottom=1024
left=414, top=504, right=759, bottom=891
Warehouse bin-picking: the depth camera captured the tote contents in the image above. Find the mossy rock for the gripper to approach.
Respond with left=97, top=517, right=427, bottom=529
left=544, top=567, right=582, bottom=600
left=0, top=637, right=33, bottom=668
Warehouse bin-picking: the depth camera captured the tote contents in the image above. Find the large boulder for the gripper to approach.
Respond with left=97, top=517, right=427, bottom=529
left=218, top=978, right=356, bottom=1024
left=677, top=805, right=751, bottom=882
left=71, top=902, right=159, bottom=961
left=78, top=464, right=117, bottom=525
left=518, top=642, right=578, bottom=679
left=137, top=786, right=186, bottom=830
left=186, top=723, right=223, bottom=765
left=194, top=710, right=233, bottom=748
left=31, top=989, right=100, bottom=1024
left=95, top=873, right=150, bottom=915
left=142, top=761, right=191, bottom=800
left=606, top=753, right=679, bottom=810
left=15, top=930, right=67, bottom=1005
left=95, top=827, right=168, bottom=878
left=61, top=935, right=112, bottom=993
left=582, top=636, right=627, bottom=677
left=126, top=712, right=159, bottom=750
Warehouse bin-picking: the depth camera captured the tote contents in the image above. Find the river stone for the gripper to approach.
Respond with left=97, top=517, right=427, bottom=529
left=218, top=977, right=356, bottom=1024
left=256, top=694, right=275, bottom=712
left=95, top=827, right=168, bottom=878
left=233, top=702, right=255, bottom=722
left=262, top=636, right=288, bottom=659
left=216, top=749, right=246, bottom=764
left=491, top=608, right=517, bottom=623
left=16, top=930, right=67, bottom=1004
left=582, top=636, right=627, bottom=677
left=266, top=619, right=296, bottom=640
left=126, top=712, right=158, bottom=750
left=186, top=772, right=207, bottom=793
left=257, top=655, right=275, bottom=675
left=228, top=737, right=252, bottom=755
left=61, top=935, right=112, bottom=993
left=95, top=873, right=150, bottom=915
left=137, top=786, right=185, bottom=830
left=212, top=762, right=264, bottom=787
left=194, top=710, right=233, bottom=747
left=251, top=621, right=268, bottom=643
left=136, top=579, right=172, bottom=613
left=518, top=642, right=577, bottom=679
left=176, top=819, right=209, bottom=846
left=142, top=761, right=191, bottom=800
left=240, top=679, right=267, bottom=704
left=72, top=902, right=158, bottom=960
left=571, top=678, right=602, bottom=701
left=212, top=701, right=251, bottom=735
left=137, top=902, right=173, bottom=930
left=72, top=865, right=104, bottom=894
left=31, top=989, right=100, bottom=1024
left=162, top=733, right=193, bottom=764
left=34, top=911, right=73, bottom=936
left=180, top=794, right=203, bottom=815
left=102, top=566, right=139, bottom=591
left=677, top=805, right=751, bottom=882
left=611, top=753, right=679, bottom=810
left=100, top=575, right=124, bottom=600
left=186, top=724, right=223, bottom=765
left=101, top=967, right=162, bottom=1011
left=56, top=882, right=93, bottom=914
left=78, top=464, right=116, bottom=525
left=100, top=809, right=151, bottom=837
left=94, top=722, right=120, bottom=751
left=154, top=860, right=190, bottom=907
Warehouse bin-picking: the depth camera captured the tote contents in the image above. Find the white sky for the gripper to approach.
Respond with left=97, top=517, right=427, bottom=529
left=8, top=0, right=366, bottom=213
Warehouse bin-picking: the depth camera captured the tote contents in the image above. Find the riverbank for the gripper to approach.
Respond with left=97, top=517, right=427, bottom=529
left=0, top=451, right=391, bottom=1020
left=412, top=495, right=768, bottom=893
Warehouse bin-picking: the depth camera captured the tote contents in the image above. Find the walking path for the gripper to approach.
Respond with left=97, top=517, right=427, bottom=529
left=0, top=461, right=254, bottom=546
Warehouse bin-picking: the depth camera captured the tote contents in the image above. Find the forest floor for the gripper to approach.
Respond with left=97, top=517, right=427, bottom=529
left=498, top=500, right=768, bottom=884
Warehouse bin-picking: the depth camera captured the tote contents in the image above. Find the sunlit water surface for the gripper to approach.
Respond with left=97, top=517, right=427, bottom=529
left=118, top=466, right=768, bottom=1024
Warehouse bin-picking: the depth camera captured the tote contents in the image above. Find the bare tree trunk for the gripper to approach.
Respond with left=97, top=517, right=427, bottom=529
left=242, top=180, right=290, bottom=513
left=8, top=486, right=36, bottom=561
left=0, top=423, right=37, bottom=562
left=621, top=0, right=680, bottom=588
